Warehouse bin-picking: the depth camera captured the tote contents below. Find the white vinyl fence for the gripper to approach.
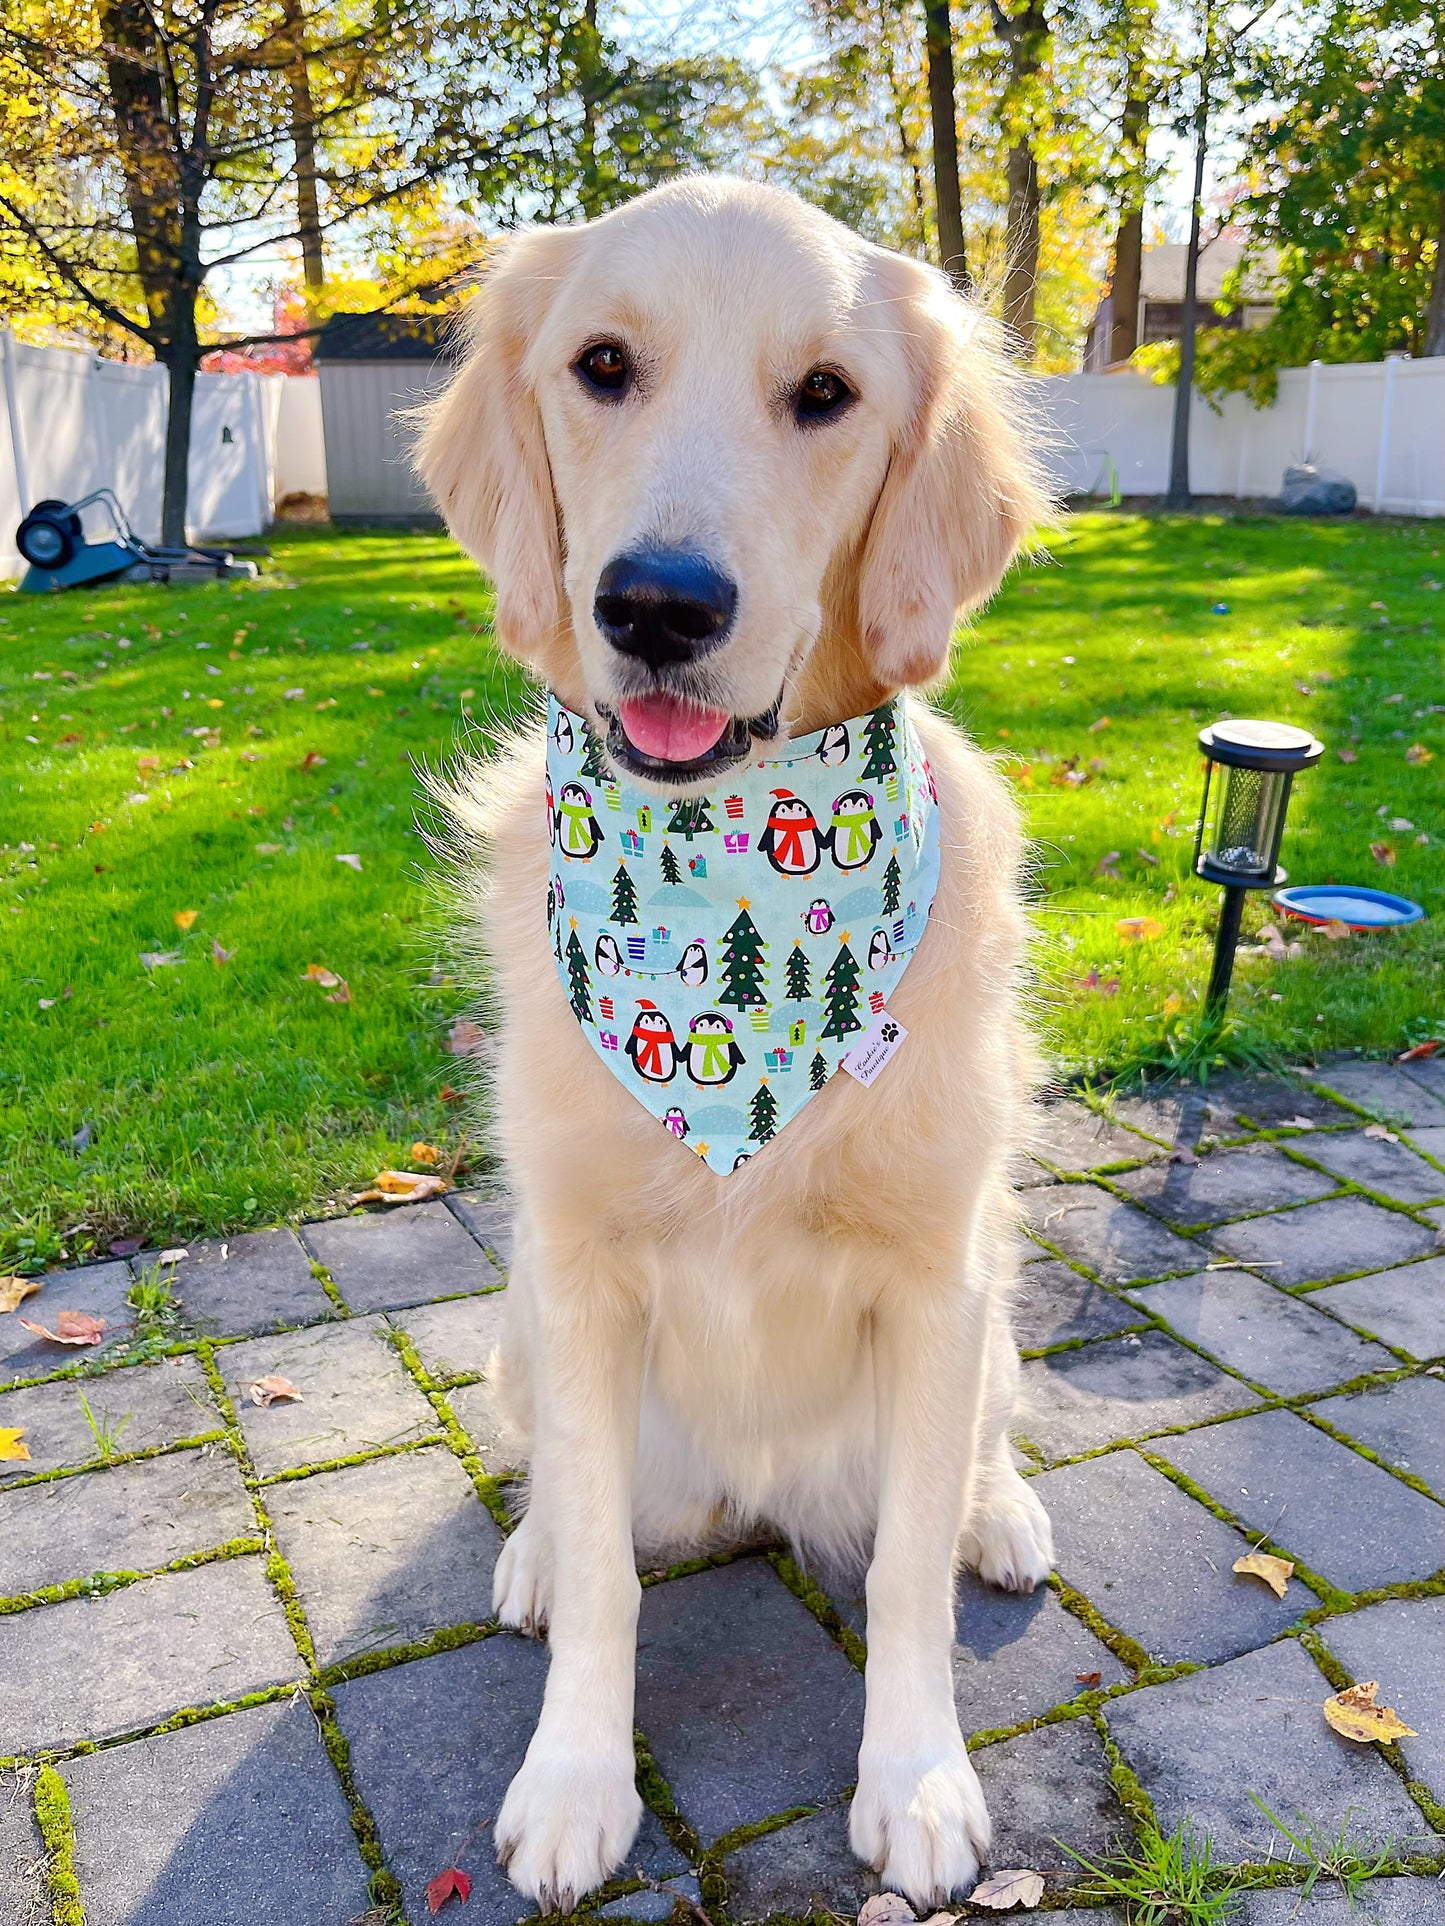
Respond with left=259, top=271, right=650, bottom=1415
left=1035, top=356, right=1445, bottom=516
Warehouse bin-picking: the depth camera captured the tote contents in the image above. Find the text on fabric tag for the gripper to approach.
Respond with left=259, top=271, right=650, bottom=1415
left=840, top=1010, right=908, bottom=1087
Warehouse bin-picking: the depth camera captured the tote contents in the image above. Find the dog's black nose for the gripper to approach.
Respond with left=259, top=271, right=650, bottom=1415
left=594, top=550, right=737, bottom=668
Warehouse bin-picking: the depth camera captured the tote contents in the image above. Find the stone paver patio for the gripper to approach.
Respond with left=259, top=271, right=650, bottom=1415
left=2, top=1057, right=1442, bottom=1923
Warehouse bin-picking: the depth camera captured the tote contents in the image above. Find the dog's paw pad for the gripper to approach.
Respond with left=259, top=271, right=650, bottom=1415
left=850, top=1740, right=990, bottom=1905
left=960, top=1473, right=1054, bottom=1594
left=496, top=1747, right=642, bottom=1908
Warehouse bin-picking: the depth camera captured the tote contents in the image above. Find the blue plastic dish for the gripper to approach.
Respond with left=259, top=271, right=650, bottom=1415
left=1273, top=884, right=1426, bottom=931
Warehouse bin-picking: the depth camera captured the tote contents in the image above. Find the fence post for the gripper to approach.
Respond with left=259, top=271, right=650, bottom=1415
left=1374, top=355, right=1400, bottom=512
left=0, top=328, right=32, bottom=514
left=1303, top=359, right=1321, bottom=464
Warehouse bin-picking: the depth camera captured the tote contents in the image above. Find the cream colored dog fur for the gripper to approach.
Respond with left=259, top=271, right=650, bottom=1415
left=419, top=175, right=1054, bottom=1912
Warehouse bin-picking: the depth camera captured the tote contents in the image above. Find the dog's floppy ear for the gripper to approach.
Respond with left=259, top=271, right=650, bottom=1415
left=416, top=226, right=577, bottom=670
left=858, top=256, right=1048, bottom=686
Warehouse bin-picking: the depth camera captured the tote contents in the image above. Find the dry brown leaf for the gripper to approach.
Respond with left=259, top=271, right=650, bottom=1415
left=1337, top=745, right=1358, bottom=763
left=303, top=965, right=343, bottom=987
left=1232, top=1551, right=1294, bottom=1598
left=326, top=982, right=352, bottom=1004
left=411, top=1142, right=441, bottom=1165
left=1321, top=919, right=1352, bottom=941
left=211, top=939, right=236, bottom=967
left=0, top=1276, right=42, bottom=1314
left=1398, top=1039, right=1443, bottom=1062
left=1093, top=850, right=1122, bottom=877
left=174, top=909, right=198, bottom=930
left=1322, top=1679, right=1417, bottom=1744
left=0, top=1426, right=31, bottom=1462
left=1087, top=715, right=1111, bottom=733
left=447, top=1018, right=486, bottom=1056
left=354, top=1170, right=449, bottom=1205
left=1116, top=916, right=1164, bottom=942
left=1370, top=841, right=1397, bottom=867
left=248, top=1374, right=303, bottom=1407
left=857, top=1894, right=916, bottom=1926
left=969, top=1870, right=1046, bottom=1911
left=1364, top=1122, right=1399, bottom=1142
left=1405, top=743, right=1434, bottom=765
left=1075, top=1670, right=1103, bottom=1686
left=18, top=1310, right=106, bottom=1346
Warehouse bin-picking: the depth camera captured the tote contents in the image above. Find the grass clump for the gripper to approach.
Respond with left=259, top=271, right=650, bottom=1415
left=1248, top=1793, right=1403, bottom=1908
left=1062, top=1817, right=1243, bottom=1922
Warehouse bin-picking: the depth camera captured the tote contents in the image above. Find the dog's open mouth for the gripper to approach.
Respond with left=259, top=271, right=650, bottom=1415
left=599, top=691, right=781, bottom=781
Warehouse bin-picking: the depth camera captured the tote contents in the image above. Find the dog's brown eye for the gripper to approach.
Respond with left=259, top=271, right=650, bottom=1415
left=795, top=368, right=853, bottom=421
left=576, top=342, right=629, bottom=394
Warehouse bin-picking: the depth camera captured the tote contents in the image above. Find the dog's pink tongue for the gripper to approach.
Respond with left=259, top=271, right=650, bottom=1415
left=619, top=693, right=730, bottom=763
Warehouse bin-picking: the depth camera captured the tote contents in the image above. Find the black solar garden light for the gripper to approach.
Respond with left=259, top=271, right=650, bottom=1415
left=1193, top=719, right=1324, bottom=1018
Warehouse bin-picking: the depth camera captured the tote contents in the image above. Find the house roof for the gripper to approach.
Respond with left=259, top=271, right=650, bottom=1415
left=313, top=310, right=458, bottom=363
left=1139, top=236, right=1279, bottom=304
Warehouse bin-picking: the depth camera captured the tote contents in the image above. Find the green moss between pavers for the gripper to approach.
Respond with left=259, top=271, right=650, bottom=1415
left=1090, top=1711, right=1157, bottom=1835
left=308, top=1689, right=398, bottom=1883
left=0, top=1534, right=265, bottom=1616
left=317, top=1619, right=498, bottom=1688
left=0, top=1683, right=301, bottom=1772
left=257, top=1433, right=448, bottom=1486
left=308, top=1258, right=352, bottom=1318
left=34, top=1764, right=84, bottom=1926
left=0, top=1428, right=227, bottom=1494
left=634, top=1725, right=703, bottom=1869
left=1292, top=1398, right=1445, bottom=1506
left=384, top=1324, right=517, bottom=1531
left=767, top=1552, right=867, bottom=1673
left=1298, top=1629, right=1445, bottom=1839
left=1303, top=1573, right=1445, bottom=1625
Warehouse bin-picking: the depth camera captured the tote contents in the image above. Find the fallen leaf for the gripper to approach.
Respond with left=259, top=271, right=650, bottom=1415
left=1281, top=1115, right=1316, bottom=1131
left=248, top=1375, right=303, bottom=1407
left=969, top=1870, right=1046, bottom=1911
left=1370, top=842, right=1397, bottom=867
left=336, top=853, right=363, bottom=871
left=1135, top=846, right=1160, bottom=867
left=254, top=842, right=283, bottom=856
left=1087, top=715, right=1111, bottom=733
left=140, top=951, right=184, bottom=969
left=300, top=749, right=326, bottom=769
left=303, top=965, right=344, bottom=986
left=411, top=1141, right=441, bottom=1165
left=326, top=982, right=352, bottom=1004
left=1162, top=992, right=1184, bottom=1017
left=1337, top=746, right=1358, bottom=763
left=71, top=1122, right=92, bottom=1152
left=447, top=1018, right=486, bottom=1055
left=1321, top=920, right=1352, bottom=941
left=1075, top=1670, right=1102, bottom=1686
left=1233, top=1551, right=1294, bottom=1598
left=1405, top=743, right=1433, bottom=764
left=211, top=939, right=236, bottom=967
left=858, top=1895, right=916, bottom=1926
left=174, top=909, right=199, bottom=930
left=1093, top=850, right=1122, bottom=877
left=0, top=1426, right=30, bottom=1462
left=18, top=1311, right=106, bottom=1346
left=1074, top=967, right=1120, bottom=997
left=0, top=1276, right=42, bottom=1313
left=1363, top=1122, right=1399, bottom=1142
left=440, top=1084, right=464, bottom=1102
left=354, top=1171, right=449, bottom=1205
left=425, top=1866, right=473, bottom=1913
left=109, top=1237, right=143, bottom=1257
left=1399, top=1039, right=1443, bottom=1062
left=1323, top=1679, right=1417, bottom=1744
left=1116, top=917, right=1164, bottom=942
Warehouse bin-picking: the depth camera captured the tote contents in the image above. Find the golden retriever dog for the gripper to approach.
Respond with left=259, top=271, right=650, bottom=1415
left=418, top=174, right=1053, bottom=1910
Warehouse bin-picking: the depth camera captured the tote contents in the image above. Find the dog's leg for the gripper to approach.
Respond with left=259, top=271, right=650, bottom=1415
left=493, top=1259, right=645, bottom=1910
left=956, top=1298, right=1054, bottom=1593
left=850, top=1283, right=991, bottom=1904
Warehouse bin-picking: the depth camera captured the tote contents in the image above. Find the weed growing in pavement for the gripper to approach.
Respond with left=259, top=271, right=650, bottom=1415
left=1248, top=1794, right=1401, bottom=1910
left=76, top=1390, right=132, bottom=1461
left=1061, top=1818, right=1244, bottom=1923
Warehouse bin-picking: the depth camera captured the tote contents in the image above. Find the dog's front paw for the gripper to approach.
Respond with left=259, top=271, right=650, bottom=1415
left=495, top=1742, right=643, bottom=1910
left=850, top=1735, right=991, bottom=1906
left=493, top=1510, right=553, bottom=1634
left=959, top=1470, right=1054, bottom=1594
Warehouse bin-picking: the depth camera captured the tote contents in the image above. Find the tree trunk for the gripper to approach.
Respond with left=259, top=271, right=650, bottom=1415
left=281, top=0, right=324, bottom=309
left=1166, top=69, right=1210, bottom=511
left=1424, top=181, right=1445, bottom=357
left=923, top=0, right=967, bottom=288
left=1003, top=139, right=1040, bottom=353
left=100, top=0, right=181, bottom=334
left=882, top=37, right=931, bottom=256
left=1107, top=5, right=1152, bottom=364
left=160, top=309, right=199, bottom=550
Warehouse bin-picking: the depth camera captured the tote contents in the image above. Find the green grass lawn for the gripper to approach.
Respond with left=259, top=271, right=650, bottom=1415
left=4, top=512, right=1442, bottom=1267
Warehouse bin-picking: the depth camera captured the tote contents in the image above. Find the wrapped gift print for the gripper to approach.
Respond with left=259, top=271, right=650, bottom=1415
left=545, top=694, right=941, bottom=1174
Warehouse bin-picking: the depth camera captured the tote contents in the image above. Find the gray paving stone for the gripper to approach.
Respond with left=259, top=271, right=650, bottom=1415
left=723, top=1805, right=875, bottom=1923
left=636, top=1560, right=865, bottom=1843
left=0, top=1357, right=222, bottom=1486
left=1201, top=1074, right=1353, bottom=1133
left=972, top=1717, right=1127, bottom=1872
left=0, top=1443, right=253, bottom=1598
left=1109, top=1086, right=1221, bottom=1147
left=1295, top=1130, right=1445, bottom=1206
left=136, top=1229, right=336, bottom=1337
left=1403, top=1056, right=1445, bottom=1101
left=1018, top=1330, right=1254, bottom=1462
left=388, top=1287, right=506, bottom=1383
left=61, top=1699, right=371, bottom=1926
left=447, top=1378, right=520, bottom=1473
left=1312, top=1256, right=1445, bottom=1360
left=1240, top=1879, right=1445, bottom=1924
left=222, top=1316, right=440, bottom=1476
left=1032, top=1102, right=1163, bottom=1173
left=0, top=1260, right=134, bottom=1384
left=447, top=1191, right=514, bottom=1267
left=1409, top=1125, right=1445, bottom=1164
left=1104, top=1639, right=1426, bottom=1859
left=1024, top=1186, right=1205, bottom=1283
left=1422, top=1204, right=1445, bottom=1229
left=1112, top=1145, right=1338, bottom=1227
left=1127, top=1269, right=1397, bottom=1397
left=1206, top=1195, right=1439, bottom=1286
left=304, top=1200, right=501, bottom=1313
left=1036, top=1449, right=1301, bottom=1663
left=1311, top=1376, right=1445, bottom=1493
left=1011, top=1261, right=1147, bottom=1352
left=1315, top=1061, right=1445, bottom=1130
left=0, top=1771, right=46, bottom=1926
left=597, top=1874, right=702, bottom=1921
left=1154, top=1408, right=1445, bottom=1591
left=0, top=1556, right=301, bottom=1756
left=1317, top=1595, right=1445, bottom=1797
left=266, top=1448, right=501, bottom=1666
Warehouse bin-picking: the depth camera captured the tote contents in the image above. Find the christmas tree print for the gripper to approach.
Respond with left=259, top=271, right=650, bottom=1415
left=784, top=941, right=812, bottom=1001
left=748, top=1079, right=779, bottom=1143
left=564, top=926, right=593, bottom=1023
left=809, top=1051, right=829, bottom=1091
left=610, top=860, right=639, bottom=926
left=881, top=849, right=902, bottom=916
left=666, top=796, right=716, bottom=840
left=820, top=938, right=864, bottom=1040
left=580, top=721, right=607, bottom=780
left=859, top=704, right=898, bottom=781
left=659, top=843, right=683, bottom=886
left=718, top=902, right=768, bottom=1010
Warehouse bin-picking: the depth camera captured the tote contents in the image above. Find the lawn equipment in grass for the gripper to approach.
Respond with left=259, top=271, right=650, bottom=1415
left=15, top=489, right=262, bottom=591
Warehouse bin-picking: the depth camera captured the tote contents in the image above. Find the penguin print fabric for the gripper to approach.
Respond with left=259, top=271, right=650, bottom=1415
left=544, top=693, right=941, bottom=1175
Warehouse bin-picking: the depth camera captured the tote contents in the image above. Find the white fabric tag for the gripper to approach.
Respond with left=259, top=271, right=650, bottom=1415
left=840, top=1009, right=908, bottom=1087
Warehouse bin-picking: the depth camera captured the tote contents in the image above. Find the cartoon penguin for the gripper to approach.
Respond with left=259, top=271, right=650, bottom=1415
left=546, top=880, right=556, bottom=931
left=826, top=788, right=882, bottom=871
left=757, top=789, right=822, bottom=877
left=545, top=776, right=555, bottom=847
left=732, top=1150, right=753, bottom=1171
left=552, top=710, right=574, bottom=756
left=625, top=1001, right=679, bottom=1083
left=802, top=897, right=835, bottom=936
left=818, top=723, right=849, bottom=767
left=663, top=1107, right=689, bottom=1139
left=685, top=1011, right=746, bottom=1087
left=595, top=932, right=622, bottom=976
left=677, top=941, right=708, bottom=989
left=867, top=928, right=891, bottom=971
left=555, top=781, right=603, bottom=860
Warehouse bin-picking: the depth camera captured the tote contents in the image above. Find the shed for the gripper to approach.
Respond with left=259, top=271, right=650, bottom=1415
left=313, top=311, right=456, bottom=519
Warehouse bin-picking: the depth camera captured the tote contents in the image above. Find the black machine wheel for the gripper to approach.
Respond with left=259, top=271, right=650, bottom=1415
left=17, top=503, right=80, bottom=570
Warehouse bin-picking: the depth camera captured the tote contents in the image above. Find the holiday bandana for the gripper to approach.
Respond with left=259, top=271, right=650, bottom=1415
left=545, top=693, right=941, bottom=1174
